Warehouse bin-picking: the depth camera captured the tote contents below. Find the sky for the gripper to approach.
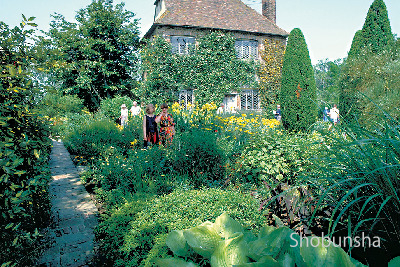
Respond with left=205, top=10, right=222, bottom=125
left=1, top=0, right=399, bottom=65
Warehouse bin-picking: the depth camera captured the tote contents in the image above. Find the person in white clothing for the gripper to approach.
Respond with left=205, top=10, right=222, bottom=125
left=330, top=104, right=340, bottom=125
left=216, top=103, right=224, bottom=115
left=120, top=104, right=129, bottom=127
left=130, top=101, right=141, bottom=117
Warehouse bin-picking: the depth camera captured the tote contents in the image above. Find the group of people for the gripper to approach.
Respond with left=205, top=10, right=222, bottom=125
left=120, top=101, right=175, bottom=148
left=120, top=101, right=141, bottom=126
left=323, top=104, right=340, bottom=124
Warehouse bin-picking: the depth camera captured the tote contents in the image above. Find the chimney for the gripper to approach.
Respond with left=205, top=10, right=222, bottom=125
left=262, top=0, right=276, bottom=24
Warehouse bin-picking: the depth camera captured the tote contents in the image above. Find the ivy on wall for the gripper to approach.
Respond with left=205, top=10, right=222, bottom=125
left=140, top=32, right=258, bottom=105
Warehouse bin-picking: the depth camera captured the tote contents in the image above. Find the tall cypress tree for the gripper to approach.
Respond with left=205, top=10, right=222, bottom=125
left=361, top=0, right=393, bottom=54
left=339, top=0, right=394, bottom=122
left=280, top=28, right=317, bottom=132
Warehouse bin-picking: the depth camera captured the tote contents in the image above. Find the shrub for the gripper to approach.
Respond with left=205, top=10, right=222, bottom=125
left=34, top=91, right=85, bottom=119
left=64, top=117, right=140, bottom=161
left=96, top=188, right=265, bottom=266
left=171, top=129, right=226, bottom=187
left=233, top=130, right=323, bottom=186
left=0, top=20, right=52, bottom=266
left=92, top=145, right=175, bottom=195
left=99, top=95, right=134, bottom=122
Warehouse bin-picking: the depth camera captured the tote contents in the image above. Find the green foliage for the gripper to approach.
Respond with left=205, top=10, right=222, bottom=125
left=314, top=58, right=343, bottom=109
left=159, top=213, right=364, bottom=267
left=36, top=0, right=140, bottom=110
left=96, top=188, right=265, bottom=267
left=64, top=117, right=140, bottom=160
left=339, top=0, right=395, bottom=123
left=360, top=0, right=394, bottom=54
left=233, top=130, right=323, bottom=186
left=0, top=19, right=52, bottom=266
left=305, top=120, right=400, bottom=266
left=99, top=95, right=133, bottom=121
left=347, top=30, right=364, bottom=61
left=280, top=28, right=317, bottom=132
left=171, top=129, right=226, bottom=187
left=33, top=91, right=84, bottom=119
left=141, top=32, right=257, bottom=105
left=259, top=38, right=286, bottom=110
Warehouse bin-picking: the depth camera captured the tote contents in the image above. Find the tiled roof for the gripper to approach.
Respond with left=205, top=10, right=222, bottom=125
left=145, top=0, right=288, bottom=38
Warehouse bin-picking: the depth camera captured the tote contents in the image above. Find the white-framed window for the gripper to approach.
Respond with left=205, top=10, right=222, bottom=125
left=235, top=39, right=258, bottom=59
left=240, top=89, right=260, bottom=110
left=171, top=36, right=195, bottom=55
left=179, top=89, right=194, bottom=108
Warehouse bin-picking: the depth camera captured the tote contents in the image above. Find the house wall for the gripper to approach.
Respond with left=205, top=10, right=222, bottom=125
left=150, top=25, right=286, bottom=61
left=147, top=25, right=286, bottom=111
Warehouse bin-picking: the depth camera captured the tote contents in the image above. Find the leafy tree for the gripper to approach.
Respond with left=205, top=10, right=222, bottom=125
left=279, top=28, right=317, bottom=132
left=259, top=38, right=285, bottom=110
left=141, top=32, right=257, bottom=105
left=314, top=59, right=342, bottom=108
left=36, top=0, right=140, bottom=111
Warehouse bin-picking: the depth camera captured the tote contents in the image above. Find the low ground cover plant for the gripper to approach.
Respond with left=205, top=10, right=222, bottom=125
left=95, top=188, right=265, bottom=267
left=158, top=213, right=365, bottom=267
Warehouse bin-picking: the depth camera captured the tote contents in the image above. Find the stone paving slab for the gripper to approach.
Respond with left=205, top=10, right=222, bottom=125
left=37, top=140, right=98, bottom=267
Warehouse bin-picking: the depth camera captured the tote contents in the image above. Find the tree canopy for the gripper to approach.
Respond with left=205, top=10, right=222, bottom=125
left=35, top=0, right=140, bottom=111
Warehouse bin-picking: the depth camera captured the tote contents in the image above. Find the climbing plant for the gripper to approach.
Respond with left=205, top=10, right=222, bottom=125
left=140, top=32, right=258, bottom=105
left=259, top=38, right=285, bottom=110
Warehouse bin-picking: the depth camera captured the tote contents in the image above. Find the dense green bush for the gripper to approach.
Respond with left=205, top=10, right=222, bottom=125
left=64, top=117, right=140, bottom=161
left=99, top=95, right=135, bottom=122
left=96, top=188, right=265, bottom=267
left=34, top=91, right=85, bottom=119
left=0, top=19, right=52, bottom=266
left=233, top=130, right=323, bottom=186
left=171, top=129, right=226, bottom=187
left=91, top=145, right=175, bottom=195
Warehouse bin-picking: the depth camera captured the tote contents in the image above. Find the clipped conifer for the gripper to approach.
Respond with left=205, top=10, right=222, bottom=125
left=361, top=0, right=393, bottom=54
left=279, top=28, right=317, bottom=132
left=339, top=0, right=394, bottom=122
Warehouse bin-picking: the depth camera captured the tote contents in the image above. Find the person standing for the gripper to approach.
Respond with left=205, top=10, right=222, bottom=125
left=120, top=104, right=128, bottom=127
left=330, top=104, right=340, bottom=125
left=323, top=107, right=329, bottom=122
left=274, top=104, right=281, bottom=121
left=130, top=101, right=141, bottom=117
left=142, top=104, right=158, bottom=148
left=155, top=103, right=175, bottom=146
left=216, top=103, right=224, bottom=115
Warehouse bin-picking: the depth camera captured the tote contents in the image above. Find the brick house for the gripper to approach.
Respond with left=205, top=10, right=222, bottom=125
left=143, top=0, right=288, bottom=112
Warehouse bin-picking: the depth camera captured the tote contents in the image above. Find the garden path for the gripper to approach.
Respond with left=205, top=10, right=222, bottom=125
left=37, top=139, right=98, bottom=267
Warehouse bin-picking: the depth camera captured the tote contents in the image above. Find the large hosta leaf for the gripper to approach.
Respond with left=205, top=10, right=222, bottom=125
left=214, top=212, right=244, bottom=239
left=183, top=221, right=221, bottom=258
left=155, top=257, right=199, bottom=267
left=248, top=227, right=293, bottom=260
left=233, top=255, right=280, bottom=267
left=300, top=237, right=354, bottom=267
left=388, top=256, right=400, bottom=267
left=166, top=230, right=191, bottom=257
left=211, top=232, right=249, bottom=267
